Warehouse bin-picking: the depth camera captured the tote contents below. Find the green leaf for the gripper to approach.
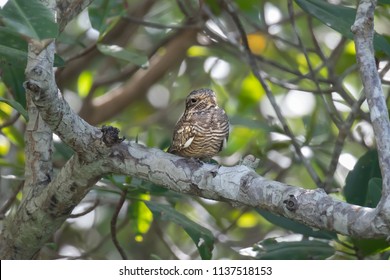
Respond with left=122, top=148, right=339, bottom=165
left=345, top=156, right=387, bottom=258
left=128, top=198, right=153, bottom=240
left=1, top=125, right=25, bottom=147
left=146, top=202, right=214, bottom=260
left=295, top=0, right=355, bottom=37
left=0, top=0, right=58, bottom=40
left=0, top=97, right=28, bottom=121
left=0, top=27, right=27, bottom=106
left=253, top=238, right=335, bottom=260
left=257, top=209, right=337, bottom=240
left=0, top=26, right=28, bottom=59
left=295, top=0, right=390, bottom=57
left=77, top=71, right=94, bottom=98
left=0, top=42, right=27, bottom=64
left=88, top=0, right=110, bottom=32
left=352, top=238, right=390, bottom=257
left=88, top=0, right=124, bottom=32
left=239, top=73, right=265, bottom=111
left=0, top=63, right=26, bottom=108
left=0, top=27, right=63, bottom=68
left=373, top=33, right=390, bottom=58
left=204, top=0, right=222, bottom=15
left=54, top=54, right=65, bottom=68
left=235, top=0, right=262, bottom=22
left=365, top=177, right=382, bottom=208
left=97, top=44, right=149, bottom=69
left=344, top=150, right=381, bottom=206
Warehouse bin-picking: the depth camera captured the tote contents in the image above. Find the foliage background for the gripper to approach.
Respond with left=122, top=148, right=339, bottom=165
left=1, top=0, right=390, bottom=259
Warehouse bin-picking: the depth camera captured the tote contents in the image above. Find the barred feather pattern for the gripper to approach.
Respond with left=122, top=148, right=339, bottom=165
left=168, top=88, right=229, bottom=159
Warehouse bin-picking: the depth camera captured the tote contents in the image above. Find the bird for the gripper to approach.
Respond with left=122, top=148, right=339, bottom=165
left=167, top=88, right=229, bottom=159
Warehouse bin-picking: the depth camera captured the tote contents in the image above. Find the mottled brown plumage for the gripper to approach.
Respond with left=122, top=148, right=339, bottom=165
left=168, top=88, right=229, bottom=159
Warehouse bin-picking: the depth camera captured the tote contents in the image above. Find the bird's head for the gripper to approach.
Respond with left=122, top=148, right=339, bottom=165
left=185, top=88, right=218, bottom=111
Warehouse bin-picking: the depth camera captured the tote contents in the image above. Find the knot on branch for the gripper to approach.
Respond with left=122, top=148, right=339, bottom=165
left=24, top=80, right=42, bottom=95
left=101, top=125, right=125, bottom=147
left=240, top=154, right=260, bottom=169
left=351, top=1, right=375, bottom=35
left=283, top=195, right=298, bottom=212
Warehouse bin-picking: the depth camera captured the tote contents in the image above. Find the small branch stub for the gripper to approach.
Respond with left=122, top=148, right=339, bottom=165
left=240, top=154, right=260, bottom=169
left=284, top=195, right=298, bottom=211
left=24, top=81, right=41, bottom=94
left=101, top=125, right=125, bottom=147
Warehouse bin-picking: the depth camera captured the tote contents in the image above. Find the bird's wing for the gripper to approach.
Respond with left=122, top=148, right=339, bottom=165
left=216, top=109, right=230, bottom=151
left=168, top=120, right=196, bottom=153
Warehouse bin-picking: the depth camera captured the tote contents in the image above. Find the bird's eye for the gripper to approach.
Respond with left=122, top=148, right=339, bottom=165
left=190, top=98, right=197, bottom=104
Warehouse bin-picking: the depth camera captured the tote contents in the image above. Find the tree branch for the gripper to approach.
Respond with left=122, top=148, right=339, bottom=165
left=351, top=0, right=390, bottom=221
left=111, top=188, right=128, bottom=260
left=106, top=142, right=389, bottom=239
left=0, top=154, right=105, bottom=259
left=23, top=41, right=55, bottom=196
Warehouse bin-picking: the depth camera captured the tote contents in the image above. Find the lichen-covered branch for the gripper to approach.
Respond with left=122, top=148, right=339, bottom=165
left=105, top=142, right=389, bottom=238
left=0, top=155, right=104, bottom=259
left=351, top=0, right=390, bottom=222
left=19, top=0, right=58, bottom=198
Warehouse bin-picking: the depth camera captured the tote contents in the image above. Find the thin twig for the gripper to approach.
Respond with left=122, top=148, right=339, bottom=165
left=222, top=0, right=322, bottom=186
left=154, top=223, right=182, bottom=260
left=88, top=29, right=182, bottom=89
left=111, top=187, right=129, bottom=260
left=288, top=0, right=347, bottom=191
left=68, top=199, right=100, bottom=218
left=204, top=24, right=308, bottom=79
left=66, top=218, right=129, bottom=259
left=215, top=207, right=248, bottom=239
left=287, top=1, right=341, bottom=127
left=286, top=0, right=370, bottom=192
left=83, top=25, right=194, bottom=104
left=0, top=181, right=24, bottom=217
left=307, top=17, right=326, bottom=61
left=0, top=112, right=21, bottom=130
left=123, top=15, right=200, bottom=30
left=379, top=61, right=390, bottom=79
left=203, top=4, right=333, bottom=90
left=323, top=93, right=366, bottom=191
left=65, top=42, right=97, bottom=64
